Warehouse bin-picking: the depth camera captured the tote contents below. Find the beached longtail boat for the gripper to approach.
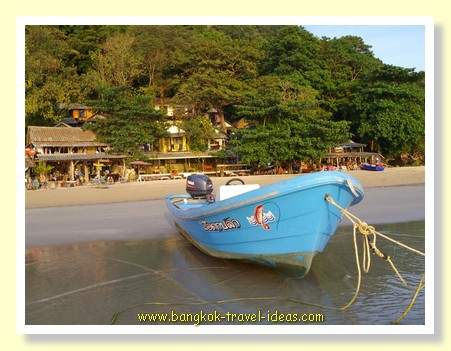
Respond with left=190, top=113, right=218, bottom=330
left=166, top=171, right=364, bottom=276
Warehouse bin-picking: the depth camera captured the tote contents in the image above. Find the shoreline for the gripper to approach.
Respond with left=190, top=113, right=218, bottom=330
left=26, top=166, right=425, bottom=209
left=26, top=185, right=425, bottom=247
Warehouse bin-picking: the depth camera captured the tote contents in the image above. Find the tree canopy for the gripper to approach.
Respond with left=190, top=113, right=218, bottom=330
left=85, top=86, right=167, bottom=158
left=25, top=25, right=425, bottom=164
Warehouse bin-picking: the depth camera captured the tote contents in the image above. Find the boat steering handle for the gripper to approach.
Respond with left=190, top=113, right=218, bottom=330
left=225, top=178, right=245, bottom=185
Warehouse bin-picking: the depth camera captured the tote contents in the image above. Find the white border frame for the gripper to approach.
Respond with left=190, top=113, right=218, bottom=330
left=17, top=16, right=434, bottom=335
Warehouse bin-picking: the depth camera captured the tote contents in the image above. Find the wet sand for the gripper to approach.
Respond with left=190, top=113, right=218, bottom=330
left=26, top=221, right=425, bottom=325
left=25, top=166, right=425, bottom=209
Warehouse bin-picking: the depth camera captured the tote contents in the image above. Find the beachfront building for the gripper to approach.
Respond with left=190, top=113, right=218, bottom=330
left=55, top=103, right=99, bottom=127
left=154, top=98, right=233, bottom=133
left=159, top=125, right=189, bottom=152
left=141, top=123, right=228, bottom=176
left=141, top=98, right=234, bottom=175
left=26, top=124, right=126, bottom=184
left=323, top=140, right=384, bottom=169
left=154, top=97, right=192, bottom=119
left=39, top=99, right=234, bottom=179
left=67, top=103, right=95, bottom=121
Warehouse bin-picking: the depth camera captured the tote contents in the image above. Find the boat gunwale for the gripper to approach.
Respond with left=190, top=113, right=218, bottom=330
left=166, top=172, right=364, bottom=220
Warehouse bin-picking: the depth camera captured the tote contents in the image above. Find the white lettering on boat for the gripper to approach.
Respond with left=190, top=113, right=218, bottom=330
left=247, top=210, right=276, bottom=226
left=200, top=218, right=241, bottom=232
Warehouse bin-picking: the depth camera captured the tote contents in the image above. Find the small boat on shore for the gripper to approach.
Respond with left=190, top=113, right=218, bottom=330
left=166, top=172, right=364, bottom=276
left=360, top=163, right=384, bottom=171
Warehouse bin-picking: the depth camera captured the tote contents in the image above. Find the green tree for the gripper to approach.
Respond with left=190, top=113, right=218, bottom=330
left=181, top=115, right=216, bottom=152
left=89, top=32, right=142, bottom=87
left=339, top=65, right=425, bottom=159
left=24, top=25, right=424, bottom=164
left=34, top=161, right=53, bottom=177
left=25, top=26, right=86, bottom=125
left=34, top=161, right=54, bottom=183
left=58, top=25, right=126, bottom=75
left=85, top=86, right=167, bottom=157
left=316, top=35, right=383, bottom=113
left=231, top=75, right=350, bottom=166
left=172, top=28, right=261, bottom=117
left=259, top=26, right=324, bottom=87
left=130, top=26, right=193, bottom=98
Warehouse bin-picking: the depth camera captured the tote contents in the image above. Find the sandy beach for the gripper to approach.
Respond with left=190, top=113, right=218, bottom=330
left=25, top=166, right=425, bottom=209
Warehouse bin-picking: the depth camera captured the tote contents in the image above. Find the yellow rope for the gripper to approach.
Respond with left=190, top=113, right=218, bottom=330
left=324, top=194, right=425, bottom=315
left=392, top=275, right=425, bottom=324
left=339, top=223, right=363, bottom=310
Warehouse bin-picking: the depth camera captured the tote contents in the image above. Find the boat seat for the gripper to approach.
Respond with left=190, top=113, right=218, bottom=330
left=219, top=184, right=260, bottom=201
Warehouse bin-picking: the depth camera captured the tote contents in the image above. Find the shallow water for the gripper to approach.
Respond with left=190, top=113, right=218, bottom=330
left=26, top=221, right=425, bottom=325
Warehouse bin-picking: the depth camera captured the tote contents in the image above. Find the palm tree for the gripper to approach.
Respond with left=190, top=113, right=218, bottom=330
left=34, top=161, right=53, bottom=182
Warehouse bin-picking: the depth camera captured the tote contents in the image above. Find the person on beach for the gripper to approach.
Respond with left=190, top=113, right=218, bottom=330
left=32, top=178, right=40, bottom=190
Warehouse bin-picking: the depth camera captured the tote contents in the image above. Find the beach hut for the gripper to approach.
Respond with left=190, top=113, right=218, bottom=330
left=324, top=140, right=384, bottom=169
left=26, top=124, right=126, bottom=184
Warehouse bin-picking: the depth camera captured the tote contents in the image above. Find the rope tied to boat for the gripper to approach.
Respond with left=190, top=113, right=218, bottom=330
left=323, top=193, right=425, bottom=322
left=110, top=192, right=425, bottom=325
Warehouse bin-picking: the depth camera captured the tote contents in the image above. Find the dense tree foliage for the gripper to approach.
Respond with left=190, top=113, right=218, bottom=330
left=350, top=66, right=424, bottom=158
left=231, top=75, right=350, bottom=165
left=25, top=25, right=425, bottom=164
left=181, top=116, right=216, bottom=152
left=85, top=87, right=167, bottom=157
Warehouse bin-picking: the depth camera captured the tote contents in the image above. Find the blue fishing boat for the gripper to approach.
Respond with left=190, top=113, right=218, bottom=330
left=360, top=163, right=384, bottom=171
left=166, top=171, right=364, bottom=276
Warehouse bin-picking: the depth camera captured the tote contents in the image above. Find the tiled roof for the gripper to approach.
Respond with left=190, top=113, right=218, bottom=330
left=27, top=126, right=105, bottom=146
left=340, top=140, right=367, bottom=148
left=36, top=153, right=125, bottom=161
left=66, top=103, right=91, bottom=110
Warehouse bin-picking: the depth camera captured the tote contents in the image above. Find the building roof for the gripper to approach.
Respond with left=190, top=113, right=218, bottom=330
left=36, top=153, right=125, bottom=162
left=66, top=103, right=91, bottom=110
left=217, top=120, right=232, bottom=129
left=27, top=126, right=107, bottom=147
left=340, top=140, right=367, bottom=148
left=56, top=119, right=81, bottom=127
left=167, top=125, right=185, bottom=136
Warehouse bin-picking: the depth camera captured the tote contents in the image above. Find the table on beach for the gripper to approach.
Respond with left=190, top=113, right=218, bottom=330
left=137, top=173, right=172, bottom=181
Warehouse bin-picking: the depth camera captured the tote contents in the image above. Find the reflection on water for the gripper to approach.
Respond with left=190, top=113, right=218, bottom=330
left=26, top=221, right=425, bottom=325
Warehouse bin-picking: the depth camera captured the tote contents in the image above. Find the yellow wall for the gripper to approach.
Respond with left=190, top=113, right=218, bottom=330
left=71, top=109, right=95, bottom=120
left=159, top=136, right=189, bottom=152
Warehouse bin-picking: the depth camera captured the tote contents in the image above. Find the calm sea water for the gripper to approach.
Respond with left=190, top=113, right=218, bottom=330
left=26, top=221, right=425, bottom=325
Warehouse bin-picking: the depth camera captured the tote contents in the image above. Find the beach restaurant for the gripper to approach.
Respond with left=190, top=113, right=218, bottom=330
left=26, top=124, right=126, bottom=183
left=324, top=140, right=384, bottom=168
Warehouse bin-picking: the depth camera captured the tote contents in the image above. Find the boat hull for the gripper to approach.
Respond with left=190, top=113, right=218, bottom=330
left=166, top=172, right=364, bottom=275
left=175, top=222, right=316, bottom=276
left=360, top=163, right=384, bottom=171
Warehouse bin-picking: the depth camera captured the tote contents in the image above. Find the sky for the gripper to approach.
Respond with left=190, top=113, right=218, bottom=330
left=304, top=25, right=425, bottom=71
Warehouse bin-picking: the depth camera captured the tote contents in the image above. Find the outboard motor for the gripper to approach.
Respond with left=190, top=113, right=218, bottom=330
left=186, top=174, right=213, bottom=199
